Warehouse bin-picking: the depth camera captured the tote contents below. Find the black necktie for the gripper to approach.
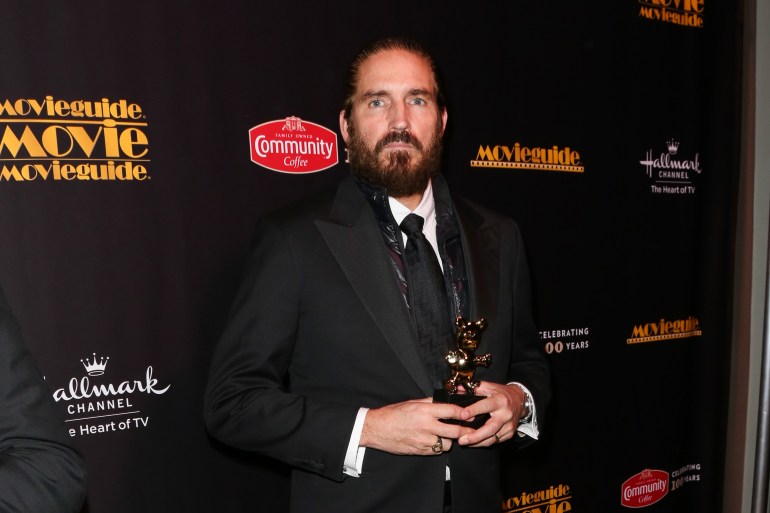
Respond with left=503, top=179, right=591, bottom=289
left=399, top=213, right=452, bottom=388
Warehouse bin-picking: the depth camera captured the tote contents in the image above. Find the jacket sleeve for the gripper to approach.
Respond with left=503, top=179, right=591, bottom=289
left=0, top=287, right=88, bottom=513
left=203, top=218, right=358, bottom=482
left=506, top=221, right=551, bottom=433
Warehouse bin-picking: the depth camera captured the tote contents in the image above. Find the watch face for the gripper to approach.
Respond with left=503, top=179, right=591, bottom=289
left=522, top=399, right=533, bottom=421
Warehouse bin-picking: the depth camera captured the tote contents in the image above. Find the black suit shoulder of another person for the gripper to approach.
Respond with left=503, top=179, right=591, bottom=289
left=0, top=286, right=88, bottom=513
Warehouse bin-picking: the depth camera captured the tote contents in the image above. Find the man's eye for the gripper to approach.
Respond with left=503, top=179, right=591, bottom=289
left=369, top=99, right=385, bottom=107
left=410, top=98, right=427, bottom=105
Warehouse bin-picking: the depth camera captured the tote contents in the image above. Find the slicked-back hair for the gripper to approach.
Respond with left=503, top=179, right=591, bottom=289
left=341, top=37, right=446, bottom=121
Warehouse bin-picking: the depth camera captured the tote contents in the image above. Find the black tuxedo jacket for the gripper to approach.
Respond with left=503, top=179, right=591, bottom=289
left=0, top=286, right=87, bottom=513
left=204, top=174, right=550, bottom=513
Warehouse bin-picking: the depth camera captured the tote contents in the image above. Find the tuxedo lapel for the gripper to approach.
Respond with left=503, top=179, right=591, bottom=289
left=314, top=177, right=434, bottom=396
left=455, top=199, right=500, bottom=323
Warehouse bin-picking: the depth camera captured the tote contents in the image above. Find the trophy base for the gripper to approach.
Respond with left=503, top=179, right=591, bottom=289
left=433, top=389, right=490, bottom=429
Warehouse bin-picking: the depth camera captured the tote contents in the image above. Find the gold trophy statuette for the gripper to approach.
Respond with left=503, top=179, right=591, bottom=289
left=433, top=317, right=492, bottom=428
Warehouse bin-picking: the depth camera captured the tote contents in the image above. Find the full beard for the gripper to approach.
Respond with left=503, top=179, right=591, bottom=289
left=346, top=123, right=443, bottom=199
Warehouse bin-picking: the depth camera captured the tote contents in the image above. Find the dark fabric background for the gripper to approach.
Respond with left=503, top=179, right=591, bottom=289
left=0, top=1, right=740, bottom=511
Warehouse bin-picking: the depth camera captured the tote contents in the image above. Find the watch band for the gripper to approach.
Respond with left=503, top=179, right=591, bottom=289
left=512, top=383, right=534, bottom=423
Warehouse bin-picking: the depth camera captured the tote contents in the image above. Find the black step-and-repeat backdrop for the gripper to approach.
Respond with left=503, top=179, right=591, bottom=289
left=0, top=1, right=740, bottom=512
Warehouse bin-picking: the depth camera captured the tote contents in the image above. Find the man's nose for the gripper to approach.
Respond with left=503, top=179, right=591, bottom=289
left=388, top=101, right=409, bottom=131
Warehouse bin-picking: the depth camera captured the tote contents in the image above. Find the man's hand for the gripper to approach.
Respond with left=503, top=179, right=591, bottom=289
left=361, top=398, right=475, bottom=455
left=457, top=382, right=527, bottom=447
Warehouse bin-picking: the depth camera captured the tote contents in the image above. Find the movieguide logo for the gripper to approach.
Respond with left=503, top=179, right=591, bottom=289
left=639, top=0, right=704, bottom=28
left=627, top=316, right=702, bottom=345
left=0, top=96, right=150, bottom=182
left=502, top=482, right=571, bottom=513
left=471, top=141, right=584, bottom=173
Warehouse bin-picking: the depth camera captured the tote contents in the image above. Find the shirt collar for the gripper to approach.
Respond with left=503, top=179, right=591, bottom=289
left=388, top=179, right=436, bottom=227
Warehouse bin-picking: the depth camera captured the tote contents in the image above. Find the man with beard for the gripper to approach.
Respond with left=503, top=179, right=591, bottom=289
left=204, top=37, right=550, bottom=513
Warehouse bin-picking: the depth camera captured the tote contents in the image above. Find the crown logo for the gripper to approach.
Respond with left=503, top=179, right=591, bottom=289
left=666, top=139, right=680, bottom=155
left=81, top=353, right=109, bottom=376
left=281, top=116, right=306, bottom=132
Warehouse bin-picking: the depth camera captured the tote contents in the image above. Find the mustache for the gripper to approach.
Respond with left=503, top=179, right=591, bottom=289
left=374, top=131, right=423, bottom=153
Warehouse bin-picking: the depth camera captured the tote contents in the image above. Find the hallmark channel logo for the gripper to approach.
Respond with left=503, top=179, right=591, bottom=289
left=502, top=482, right=572, bottom=513
left=639, top=138, right=702, bottom=194
left=627, top=316, right=702, bottom=345
left=638, top=0, right=704, bottom=28
left=81, top=352, right=109, bottom=376
left=471, top=141, right=584, bottom=173
left=52, top=352, right=170, bottom=438
left=622, top=469, right=669, bottom=508
left=540, top=326, right=590, bottom=354
left=248, top=116, right=338, bottom=173
left=0, top=95, right=150, bottom=182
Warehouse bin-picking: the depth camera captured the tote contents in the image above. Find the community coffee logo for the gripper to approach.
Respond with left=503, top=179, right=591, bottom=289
left=502, top=483, right=572, bottom=513
left=0, top=96, right=150, bottom=182
left=627, top=316, right=702, bottom=345
left=540, top=326, right=590, bottom=354
left=639, top=0, right=704, bottom=28
left=639, top=139, right=702, bottom=194
left=248, top=116, right=338, bottom=173
left=471, top=141, right=584, bottom=173
left=622, top=469, right=669, bottom=508
left=52, top=353, right=170, bottom=438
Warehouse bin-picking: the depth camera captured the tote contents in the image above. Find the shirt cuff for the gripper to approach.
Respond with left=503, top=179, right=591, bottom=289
left=343, top=407, right=368, bottom=477
left=510, top=382, right=539, bottom=440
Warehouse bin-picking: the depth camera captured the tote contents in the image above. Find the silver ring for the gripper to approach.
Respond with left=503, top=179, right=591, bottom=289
left=431, top=436, right=443, bottom=453
left=494, top=433, right=500, bottom=444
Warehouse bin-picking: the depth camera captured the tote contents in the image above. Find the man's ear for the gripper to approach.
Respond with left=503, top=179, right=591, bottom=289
left=339, top=110, right=350, bottom=144
left=440, top=108, right=448, bottom=136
